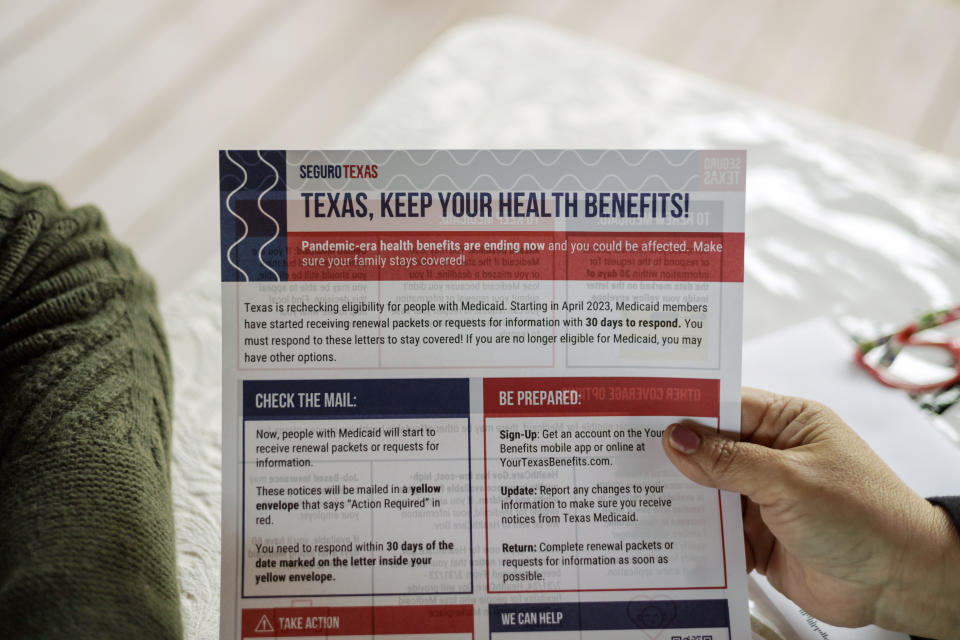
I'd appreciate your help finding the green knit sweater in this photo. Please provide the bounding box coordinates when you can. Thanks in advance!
[0,171,182,638]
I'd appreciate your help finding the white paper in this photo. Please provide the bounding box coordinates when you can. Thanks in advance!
[743,317,960,640]
[218,150,749,639]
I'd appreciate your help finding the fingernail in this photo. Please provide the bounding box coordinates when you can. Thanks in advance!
[668,424,701,454]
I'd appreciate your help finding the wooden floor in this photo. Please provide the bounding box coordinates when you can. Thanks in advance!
[2,0,959,296]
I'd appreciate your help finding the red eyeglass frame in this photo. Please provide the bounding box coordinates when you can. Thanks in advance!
[854,306,960,394]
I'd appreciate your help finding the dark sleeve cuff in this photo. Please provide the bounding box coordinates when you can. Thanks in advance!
[909,496,960,640]
[928,496,960,534]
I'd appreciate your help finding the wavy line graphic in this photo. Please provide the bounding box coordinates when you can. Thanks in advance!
[286,150,312,166]
[372,172,699,192]
[224,151,250,282]
[256,151,281,282]
[289,149,697,170]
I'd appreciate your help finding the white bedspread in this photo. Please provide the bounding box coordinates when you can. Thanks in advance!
[163,19,960,639]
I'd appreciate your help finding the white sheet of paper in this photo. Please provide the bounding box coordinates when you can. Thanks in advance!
[742,316,960,640]
[218,150,751,639]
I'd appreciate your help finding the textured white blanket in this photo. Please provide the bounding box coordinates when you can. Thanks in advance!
[164,19,960,639]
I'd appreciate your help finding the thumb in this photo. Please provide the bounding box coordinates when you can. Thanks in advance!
[662,422,785,500]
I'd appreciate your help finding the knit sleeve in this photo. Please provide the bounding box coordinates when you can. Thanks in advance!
[0,171,182,638]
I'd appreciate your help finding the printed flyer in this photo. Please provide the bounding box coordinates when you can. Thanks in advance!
[219,149,748,639]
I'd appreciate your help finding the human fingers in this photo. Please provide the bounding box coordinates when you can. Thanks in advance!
[743,496,775,574]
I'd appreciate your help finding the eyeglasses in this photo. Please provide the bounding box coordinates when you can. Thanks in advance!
[855,306,960,393]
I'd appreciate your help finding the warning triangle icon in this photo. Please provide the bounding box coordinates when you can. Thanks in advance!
[255,614,274,633]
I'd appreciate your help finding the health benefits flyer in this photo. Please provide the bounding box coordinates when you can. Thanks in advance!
[219,150,748,640]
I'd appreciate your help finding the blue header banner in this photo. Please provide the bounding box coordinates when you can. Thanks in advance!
[488,599,729,633]
[242,378,469,419]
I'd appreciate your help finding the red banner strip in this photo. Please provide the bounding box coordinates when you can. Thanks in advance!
[483,377,720,418]
[286,231,743,282]
[242,604,473,637]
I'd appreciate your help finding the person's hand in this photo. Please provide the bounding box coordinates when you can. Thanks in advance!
[661,388,960,639]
